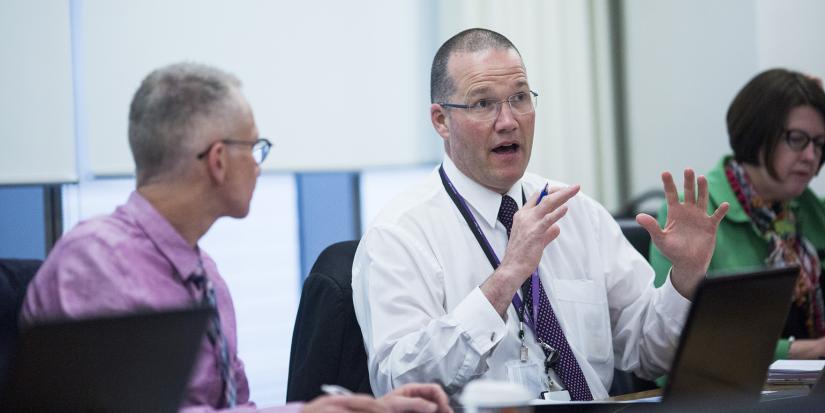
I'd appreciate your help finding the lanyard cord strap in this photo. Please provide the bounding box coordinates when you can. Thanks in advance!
[439,165,501,269]
[438,165,536,328]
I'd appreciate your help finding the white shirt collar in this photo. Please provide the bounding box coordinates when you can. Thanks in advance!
[442,156,524,229]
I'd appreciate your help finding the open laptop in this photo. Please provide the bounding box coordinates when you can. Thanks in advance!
[533,266,799,412]
[0,306,211,413]
[661,266,799,408]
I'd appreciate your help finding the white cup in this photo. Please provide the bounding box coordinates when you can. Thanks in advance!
[460,380,534,413]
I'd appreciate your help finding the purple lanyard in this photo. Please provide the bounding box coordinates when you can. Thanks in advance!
[438,165,541,331]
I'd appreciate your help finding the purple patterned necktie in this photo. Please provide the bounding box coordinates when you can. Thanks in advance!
[189,262,237,408]
[498,195,594,401]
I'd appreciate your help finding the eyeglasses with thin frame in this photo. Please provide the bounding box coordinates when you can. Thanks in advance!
[784,129,825,153]
[439,90,538,121]
[196,138,273,165]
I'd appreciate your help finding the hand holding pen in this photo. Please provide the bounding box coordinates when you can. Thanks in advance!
[503,184,577,270]
[537,183,549,205]
[481,181,580,317]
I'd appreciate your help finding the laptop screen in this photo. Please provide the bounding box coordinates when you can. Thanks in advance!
[663,266,799,407]
[1,306,211,413]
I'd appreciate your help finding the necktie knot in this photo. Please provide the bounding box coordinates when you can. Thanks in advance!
[189,273,207,290]
[498,195,519,237]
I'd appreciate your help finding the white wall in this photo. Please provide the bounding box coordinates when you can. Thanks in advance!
[623,0,825,199]
[79,0,436,176]
[756,0,825,75]
[0,0,76,184]
[6,0,825,198]
[622,0,758,198]
[755,0,825,195]
[1,0,440,183]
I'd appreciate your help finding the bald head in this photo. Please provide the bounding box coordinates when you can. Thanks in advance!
[128,62,245,186]
[430,28,522,103]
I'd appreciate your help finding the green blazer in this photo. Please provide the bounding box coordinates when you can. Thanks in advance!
[649,155,825,359]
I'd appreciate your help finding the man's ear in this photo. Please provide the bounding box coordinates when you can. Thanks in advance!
[205,143,228,185]
[430,103,451,142]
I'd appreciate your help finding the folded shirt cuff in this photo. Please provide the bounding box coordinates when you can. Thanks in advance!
[451,286,508,354]
[659,268,692,323]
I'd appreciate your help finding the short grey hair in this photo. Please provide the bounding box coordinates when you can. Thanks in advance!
[128,62,243,185]
[430,28,521,103]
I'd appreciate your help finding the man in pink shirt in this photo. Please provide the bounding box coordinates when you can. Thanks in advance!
[21,63,450,413]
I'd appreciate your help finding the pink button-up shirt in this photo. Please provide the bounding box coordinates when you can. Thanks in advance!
[20,191,277,412]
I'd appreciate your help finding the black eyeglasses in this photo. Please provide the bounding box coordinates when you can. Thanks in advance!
[439,90,538,121]
[196,138,273,165]
[784,129,825,153]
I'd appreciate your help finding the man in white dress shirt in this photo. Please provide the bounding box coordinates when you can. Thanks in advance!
[352,28,728,400]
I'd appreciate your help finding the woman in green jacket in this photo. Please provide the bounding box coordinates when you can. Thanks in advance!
[650,68,825,360]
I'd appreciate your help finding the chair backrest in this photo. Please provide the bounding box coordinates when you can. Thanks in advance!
[286,240,371,401]
[613,189,665,220]
[616,218,652,260]
[0,259,42,390]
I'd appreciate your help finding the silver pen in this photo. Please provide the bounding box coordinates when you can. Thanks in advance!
[321,384,354,396]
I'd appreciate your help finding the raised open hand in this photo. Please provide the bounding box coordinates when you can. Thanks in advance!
[636,169,728,299]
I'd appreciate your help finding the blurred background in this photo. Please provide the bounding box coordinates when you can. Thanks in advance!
[2,0,824,405]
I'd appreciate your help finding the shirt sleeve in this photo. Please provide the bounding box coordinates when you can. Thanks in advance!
[20,234,138,325]
[233,355,252,407]
[352,224,507,397]
[594,202,690,380]
[774,338,791,360]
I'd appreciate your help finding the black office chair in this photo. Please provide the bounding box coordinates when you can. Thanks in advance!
[616,218,652,260]
[613,189,665,221]
[287,240,372,402]
[613,188,665,261]
[0,259,42,390]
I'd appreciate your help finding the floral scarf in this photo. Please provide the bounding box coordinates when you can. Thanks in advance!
[726,159,825,338]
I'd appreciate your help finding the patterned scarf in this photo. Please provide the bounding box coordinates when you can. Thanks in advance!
[725,159,825,338]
